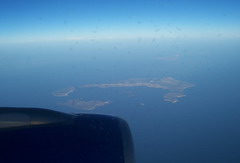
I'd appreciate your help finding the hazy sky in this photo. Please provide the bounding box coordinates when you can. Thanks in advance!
[0,0,240,43]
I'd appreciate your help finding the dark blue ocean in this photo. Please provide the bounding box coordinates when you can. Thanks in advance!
[0,39,240,162]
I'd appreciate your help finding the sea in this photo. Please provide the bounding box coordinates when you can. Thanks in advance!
[0,38,240,162]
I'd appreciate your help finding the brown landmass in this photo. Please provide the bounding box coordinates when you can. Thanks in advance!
[80,77,194,103]
[59,99,110,110]
[52,87,76,97]
[163,93,186,103]
[81,77,193,91]
[53,77,194,108]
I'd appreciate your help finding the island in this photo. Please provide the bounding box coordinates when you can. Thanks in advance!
[80,77,194,103]
[53,77,194,108]
[52,87,76,97]
[81,77,194,92]
[59,99,110,110]
[163,93,186,103]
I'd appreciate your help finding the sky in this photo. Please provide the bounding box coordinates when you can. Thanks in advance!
[0,0,240,43]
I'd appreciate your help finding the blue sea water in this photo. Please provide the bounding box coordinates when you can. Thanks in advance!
[0,39,240,162]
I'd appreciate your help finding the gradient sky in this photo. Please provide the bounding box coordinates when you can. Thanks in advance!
[0,0,240,43]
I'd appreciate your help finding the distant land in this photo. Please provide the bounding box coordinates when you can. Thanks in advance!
[52,87,76,97]
[164,93,186,103]
[81,77,193,92]
[155,54,180,61]
[53,77,194,110]
[81,77,194,103]
[59,99,110,110]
